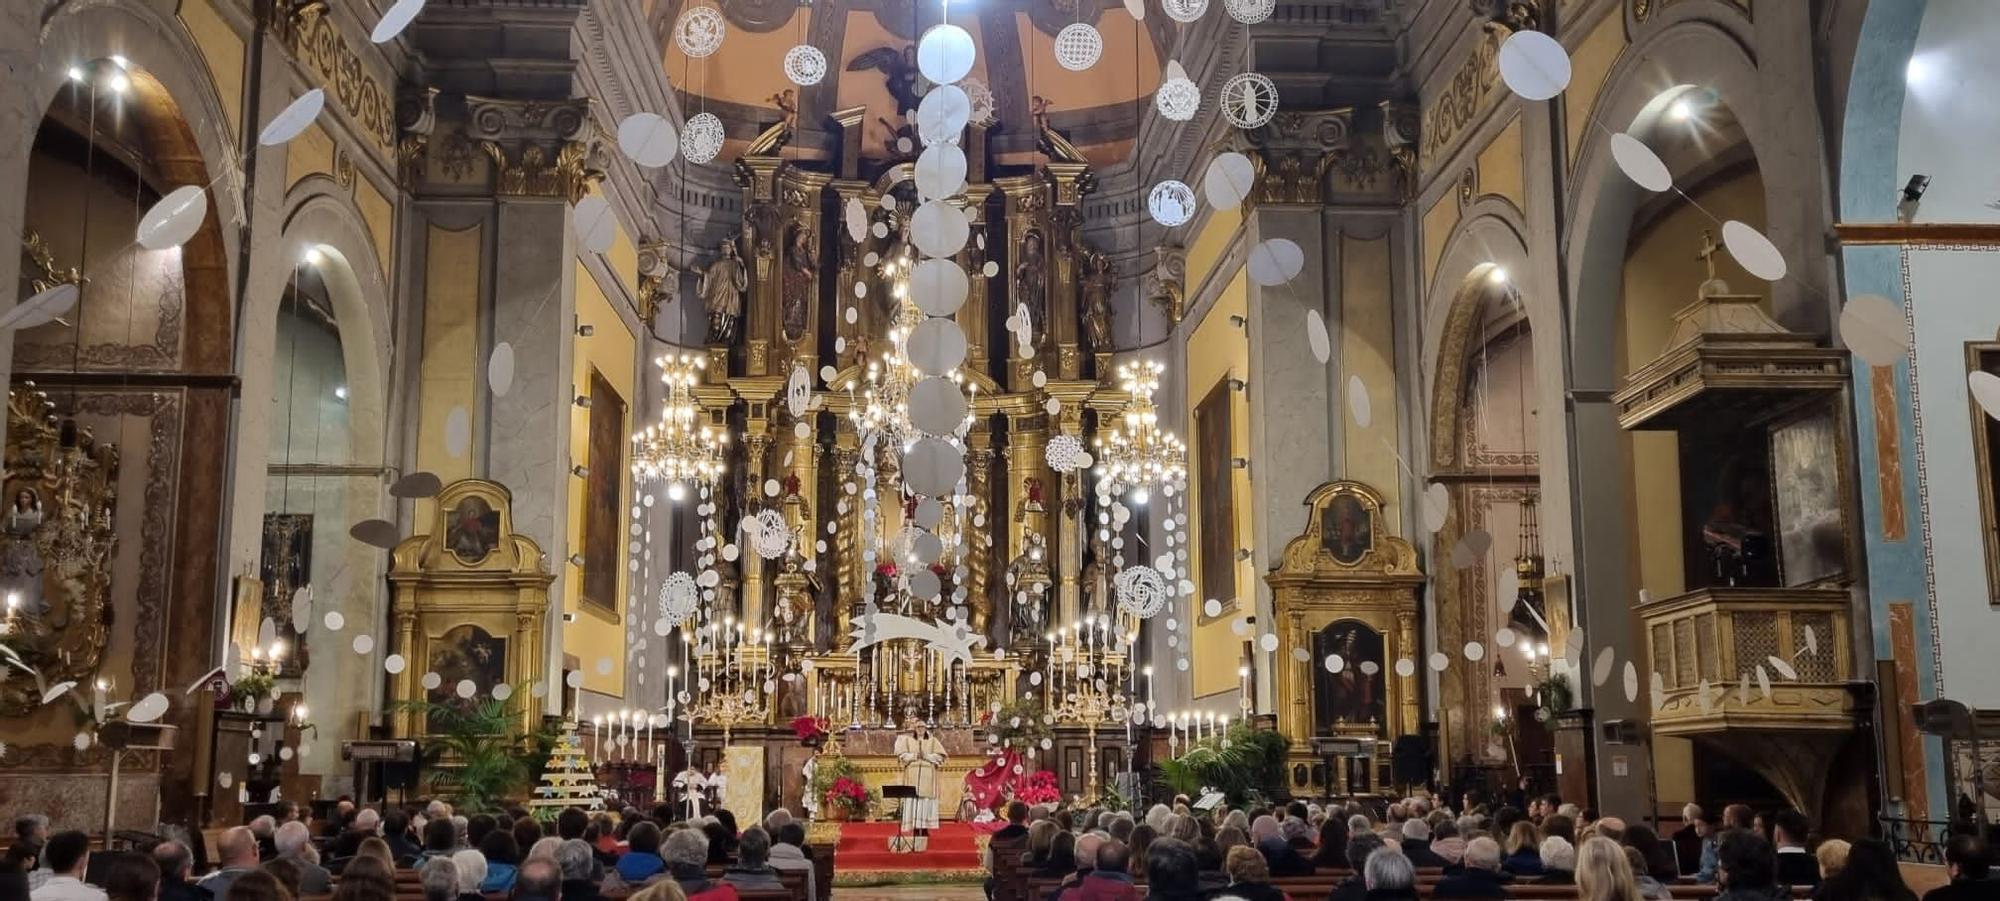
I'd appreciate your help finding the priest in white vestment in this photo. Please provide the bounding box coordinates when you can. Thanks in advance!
[893,719,946,851]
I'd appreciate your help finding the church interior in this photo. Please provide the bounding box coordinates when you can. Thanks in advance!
[3,0,2000,898]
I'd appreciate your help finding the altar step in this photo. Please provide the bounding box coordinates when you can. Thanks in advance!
[832,821,987,873]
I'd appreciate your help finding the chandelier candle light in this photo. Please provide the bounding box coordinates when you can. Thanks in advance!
[631,353,728,495]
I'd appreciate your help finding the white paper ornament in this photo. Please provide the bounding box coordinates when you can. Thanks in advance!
[1465,642,1486,662]
[1767,655,1799,681]
[962,77,997,127]
[1163,0,1207,23]
[385,654,407,674]
[1115,566,1169,618]
[1394,658,1416,678]
[917,85,971,145]
[1219,72,1278,129]
[574,195,617,254]
[1224,0,1274,24]
[138,185,209,251]
[1592,646,1616,687]
[1055,23,1104,71]
[1722,220,1786,281]
[917,24,976,84]
[456,679,477,699]
[916,143,968,200]
[1125,0,1145,19]
[1495,627,1516,648]
[1156,77,1200,121]
[681,113,724,164]
[1246,238,1305,286]
[1259,633,1280,653]
[1972,372,2000,421]
[1148,180,1197,227]
[1839,294,1910,368]
[1429,652,1451,671]
[1347,375,1372,428]
[349,519,400,550]
[908,317,970,376]
[784,44,828,86]
[1496,30,1571,101]
[1421,482,1450,533]
[1609,133,1672,192]
[903,438,966,496]
[844,198,869,243]
[488,342,515,396]
[351,634,375,655]
[492,683,514,701]
[1203,152,1256,210]
[127,692,170,723]
[909,376,969,435]
[618,113,679,167]
[674,6,726,58]
[390,471,444,499]
[0,283,79,332]
[911,259,970,316]
[259,89,326,146]
[372,0,425,42]
[1306,309,1331,364]
[911,200,971,257]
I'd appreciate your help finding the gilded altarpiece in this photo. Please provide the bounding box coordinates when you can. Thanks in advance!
[387,480,553,736]
[1266,482,1424,782]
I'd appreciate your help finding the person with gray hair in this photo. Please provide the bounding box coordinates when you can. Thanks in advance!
[247,815,278,861]
[197,826,260,899]
[427,800,454,823]
[1331,833,1388,901]
[1108,814,1135,843]
[1433,837,1511,898]
[420,856,460,901]
[1538,836,1577,885]
[274,821,331,893]
[150,841,202,901]
[451,849,488,901]
[1399,819,1447,868]
[555,839,604,901]
[763,809,794,833]
[1347,814,1371,836]
[1145,804,1174,833]
[723,827,785,892]
[330,808,381,860]
[1363,848,1418,901]
[663,828,731,901]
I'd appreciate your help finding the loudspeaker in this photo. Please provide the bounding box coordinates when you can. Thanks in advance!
[1391,734,1432,786]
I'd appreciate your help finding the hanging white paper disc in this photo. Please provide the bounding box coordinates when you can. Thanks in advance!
[1422,482,1450,533]
[1306,309,1331,363]
[917,24,977,84]
[917,85,972,146]
[909,376,969,435]
[914,497,945,528]
[1722,220,1786,281]
[137,185,209,251]
[384,654,407,674]
[127,692,170,723]
[390,471,444,499]
[910,259,970,316]
[488,342,515,396]
[844,198,869,243]
[445,406,471,458]
[259,89,326,147]
[617,113,680,168]
[1346,375,1371,428]
[1623,661,1640,703]
[910,568,942,600]
[1428,652,1451,672]
[1609,133,1672,192]
[783,44,828,86]
[908,317,969,375]
[1496,30,1571,101]
[1838,294,1910,368]
[1219,72,1278,129]
[372,0,425,42]
[1324,654,1344,674]
[0,283,80,332]
[574,195,617,254]
[916,143,968,201]
[1592,645,1616,687]
[349,519,400,549]
[1163,0,1207,23]
[1246,237,1304,285]
[456,679,477,699]
[1148,180,1197,227]
[1224,0,1274,24]
[1394,658,1416,678]
[1464,641,1486,662]
[1054,23,1103,72]
[681,113,725,165]
[352,634,375,655]
[1203,152,1256,210]
[902,437,966,497]
[1973,371,2000,421]
[1155,77,1200,121]
[910,200,971,258]
[1495,627,1516,648]
[324,611,346,631]
[674,6,726,58]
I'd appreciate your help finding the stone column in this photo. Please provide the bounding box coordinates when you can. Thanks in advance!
[736,158,783,377]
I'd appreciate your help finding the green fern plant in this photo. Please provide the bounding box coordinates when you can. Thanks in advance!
[1154,724,1289,805]
[390,685,554,813]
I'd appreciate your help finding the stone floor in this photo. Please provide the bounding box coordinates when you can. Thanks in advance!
[831,885,985,901]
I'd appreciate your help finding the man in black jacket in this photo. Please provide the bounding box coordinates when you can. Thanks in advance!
[1398,821,1448,869]
[1328,833,1385,901]
[150,842,211,901]
[1431,838,1510,900]
[1922,835,1996,901]
[1769,810,1819,888]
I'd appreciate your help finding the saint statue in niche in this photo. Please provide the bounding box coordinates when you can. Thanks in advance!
[1313,621,1384,732]
[1080,249,1117,351]
[446,496,500,564]
[1014,231,1048,339]
[781,224,815,344]
[1,487,46,617]
[1320,494,1372,565]
[698,238,748,346]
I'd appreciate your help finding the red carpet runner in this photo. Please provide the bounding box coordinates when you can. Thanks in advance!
[832,821,987,872]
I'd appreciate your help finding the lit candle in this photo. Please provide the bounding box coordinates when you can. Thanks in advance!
[591,715,602,764]
[1220,714,1231,747]
[1238,665,1251,713]
[1143,665,1154,710]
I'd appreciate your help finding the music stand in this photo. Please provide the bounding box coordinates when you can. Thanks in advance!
[882,784,918,851]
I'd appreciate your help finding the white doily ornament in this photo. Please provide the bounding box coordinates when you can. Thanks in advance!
[1224,0,1274,24]
[659,571,700,625]
[751,509,792,559]
[1115,566,1169,619]
[674,6,726,58]
[1163,0,1208,23]
[1045,434,1087,474]
[682,113,725,164]
[961,78,998,127]
[784,45,827,86]
[1054,23,1103,72]
[1156,78,1200,122]
[1220,72,1278,129]
[1148,180,1197,227]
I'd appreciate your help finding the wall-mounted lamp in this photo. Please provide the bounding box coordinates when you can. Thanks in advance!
[1226,378,1247,392]
[574,394,592,408]
[571,464,589,479]
[567,553,586,567]
[1229,315,1247,329]
[1230,457,1249,470]
[576,323,595,337]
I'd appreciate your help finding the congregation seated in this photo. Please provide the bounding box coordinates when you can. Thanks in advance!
[1919,835,1993,901]
[1502,824,1544,877]
[450,849,487,901]
[1037,833,1080,879]
[718,829,782,893]
[1399,823,1448,871]
[614,823,667,885]
[477,832,520,893]
[1432,838,1511,899]
[1217,845,1289,901]
[152,840,211,901]
[274,823,331,895]
[557,840,605,901]
[1713,831,1789,901]
[331,853,395,901]
[197,827,262,901]
[1061,839,1138,901]
[1142,837,1202,901]
[31,831,102,901]
[1535,838,1576,886]
[1050,833,1104,901]
[1362,849,1418,901]
[1310,820,1350,872]
[1331,833,1389,901]
[662,827,736,901]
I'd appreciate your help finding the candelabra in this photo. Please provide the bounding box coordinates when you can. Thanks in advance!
[631,352,728,496]
[1043,615,1132,799]
[1092,360,1187,496]
[684,619,773,744]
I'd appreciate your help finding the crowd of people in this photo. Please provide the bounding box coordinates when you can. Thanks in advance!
[0,799,821,901]
[987,794,1996,901]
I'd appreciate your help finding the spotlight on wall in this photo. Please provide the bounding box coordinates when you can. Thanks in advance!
[573,394,592,408]
[1228,314,1247,329]
[1226,378,1247,392]
[1487,266,1509,285]
[1235,548,1253,561]
[1230,457,1249,470]
[562,612,578,623]
[571,464,590,479]
[576,324,595,337]
[567,553,586,567]
[67,66,85,83]
[1898,174,1931,223]
[303,247,324,267]
[333,385,348,401]
[108,73,129,94]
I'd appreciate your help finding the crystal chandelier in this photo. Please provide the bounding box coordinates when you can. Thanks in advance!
[1093,360,1187,495]
[843,249,976,447]
[631,352,728,493]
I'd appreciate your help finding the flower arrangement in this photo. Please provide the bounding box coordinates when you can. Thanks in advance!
[790,715,830,747]
[1017,770,1061,805]
[986,697,1052,753]
[826,776,872,817]
[231,670,276,713]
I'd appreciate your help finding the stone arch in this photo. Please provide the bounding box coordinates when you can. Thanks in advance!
[1421,202,1538,473]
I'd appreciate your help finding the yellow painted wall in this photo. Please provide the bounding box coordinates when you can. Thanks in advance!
[564,260,637,697]
[1564,11,1630,165]
[1615,167,1767,809]
[416,223,482,491]
[1340,233,1401,535]
[1186,266,1253,701]
[177,0,244,138]
[286,123,336,190]
[355,176,395,279]
[1476,117,1525,212]
[1421,192,1461,294]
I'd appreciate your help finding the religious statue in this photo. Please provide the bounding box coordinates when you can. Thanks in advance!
[698,238,748,346]
[781,224,815,344]
[1014,231,1048,338]
[847,46,922,115]
[1080,249,1118,351]
[892,718,947,851]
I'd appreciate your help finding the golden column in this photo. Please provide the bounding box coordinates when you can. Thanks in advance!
[1045,163,1090,381]
[959,183,996,374]
[1047,381,1095,627]
[995,176,1048,394]
[965,426,997,638]
[735,156,784,377]
[829,179,869,369]
[777,167,832,373]
[738,404,775,626]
